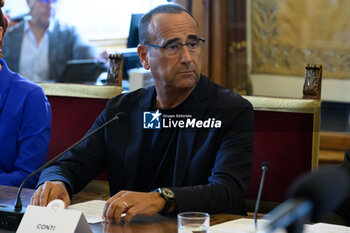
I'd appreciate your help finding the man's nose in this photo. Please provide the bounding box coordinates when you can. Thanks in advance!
[180,45,192,63]
[42,2,52,9]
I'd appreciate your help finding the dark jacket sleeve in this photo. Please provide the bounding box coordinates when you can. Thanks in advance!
[172,101,254,215]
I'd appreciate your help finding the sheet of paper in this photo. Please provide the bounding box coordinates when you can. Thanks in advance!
[210,218,350,233]
[210,218,281,233]
[68,200,106,224]
[306,222,350,233]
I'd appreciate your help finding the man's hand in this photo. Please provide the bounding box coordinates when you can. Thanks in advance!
[4,14,19,29]
[30,181,70,208]
[102,190,166,224]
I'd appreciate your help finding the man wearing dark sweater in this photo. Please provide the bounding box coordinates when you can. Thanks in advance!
[30,3,254,224]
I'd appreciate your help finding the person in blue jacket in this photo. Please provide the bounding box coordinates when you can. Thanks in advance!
[0,0,52,188]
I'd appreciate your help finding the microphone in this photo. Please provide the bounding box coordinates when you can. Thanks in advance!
[254,162,270,230]
[259,168,350,233]
[0,112,126,230]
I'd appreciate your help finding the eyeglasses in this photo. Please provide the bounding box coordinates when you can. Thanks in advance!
[40,0,57,4]
[145,37,205,57]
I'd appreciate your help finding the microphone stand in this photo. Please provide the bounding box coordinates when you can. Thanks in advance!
[254,162,270,230]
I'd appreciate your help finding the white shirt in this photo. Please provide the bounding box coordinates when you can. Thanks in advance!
[19,20,54,82]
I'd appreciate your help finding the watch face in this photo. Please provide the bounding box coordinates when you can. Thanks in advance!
[162,188,175,199]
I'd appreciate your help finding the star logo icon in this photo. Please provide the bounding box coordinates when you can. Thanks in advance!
[150,109,162,122]
[143,110,162,129]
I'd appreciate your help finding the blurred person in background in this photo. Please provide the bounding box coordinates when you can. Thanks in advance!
[3,0,103,82]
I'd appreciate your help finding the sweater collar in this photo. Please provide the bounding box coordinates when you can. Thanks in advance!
[139,74,209,108]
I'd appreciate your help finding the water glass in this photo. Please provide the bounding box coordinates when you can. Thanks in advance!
[178,212,210,233]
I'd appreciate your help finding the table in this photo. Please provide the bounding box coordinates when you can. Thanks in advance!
[319,132,350,166]
[0,183,243,233]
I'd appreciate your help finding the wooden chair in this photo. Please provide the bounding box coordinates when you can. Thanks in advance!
[244,64,322,212]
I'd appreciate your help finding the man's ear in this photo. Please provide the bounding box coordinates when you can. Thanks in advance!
[137,44,150,70]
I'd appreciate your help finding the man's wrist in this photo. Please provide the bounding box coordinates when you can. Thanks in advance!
[155,187,176,214]
[53,180,66,188]
[152,191,166,212]
[52,180,72,198]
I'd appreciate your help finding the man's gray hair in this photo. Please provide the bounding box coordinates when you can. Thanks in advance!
[138,3,197,44]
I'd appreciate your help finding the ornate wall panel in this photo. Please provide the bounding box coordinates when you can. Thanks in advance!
[252,0,350,79]
[226,0,251,94]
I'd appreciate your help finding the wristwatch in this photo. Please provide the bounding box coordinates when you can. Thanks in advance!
[156,187,175,214]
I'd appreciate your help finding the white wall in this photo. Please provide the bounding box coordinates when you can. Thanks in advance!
[3,0,167,40]
[251,74,350,103]
[2,0,28,16]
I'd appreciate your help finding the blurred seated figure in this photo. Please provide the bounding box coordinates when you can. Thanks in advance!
[0,0,52,188]
[323,148,350,226]
[3,0,102,82]
[334,148,350,225]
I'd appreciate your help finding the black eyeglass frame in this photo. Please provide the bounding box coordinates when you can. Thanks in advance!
[144,37,206,56]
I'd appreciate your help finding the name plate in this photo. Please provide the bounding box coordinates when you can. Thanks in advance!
[17,200,92,233]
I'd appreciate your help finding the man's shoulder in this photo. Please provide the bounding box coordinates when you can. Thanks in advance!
[202,75,252,109]
[107,87,153,110]
[50,20,77,35]
[4,20,24,38]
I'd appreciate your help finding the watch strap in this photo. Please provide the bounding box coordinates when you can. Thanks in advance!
[156,188,175,214]
[159,198,174,214]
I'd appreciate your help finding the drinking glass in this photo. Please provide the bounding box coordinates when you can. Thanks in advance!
[178,212,210,233]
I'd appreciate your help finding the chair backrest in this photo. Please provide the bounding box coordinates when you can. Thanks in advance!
[244,64,322,212]
[39,83,123,163]
[244,96,321,212]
